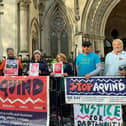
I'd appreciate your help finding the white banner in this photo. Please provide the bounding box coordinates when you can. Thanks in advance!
[74,104,122,126]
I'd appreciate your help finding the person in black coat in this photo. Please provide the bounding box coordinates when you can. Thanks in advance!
[50,53,73,118]
[50,53,73,76]
[26,50,49,76]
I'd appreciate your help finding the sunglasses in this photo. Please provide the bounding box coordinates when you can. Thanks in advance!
[119,66,126,71]
[83,45,90,48]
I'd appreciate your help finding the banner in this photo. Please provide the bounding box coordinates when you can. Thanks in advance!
[65,76,126,104]
[74,104,122,126]
[0,76,49,126]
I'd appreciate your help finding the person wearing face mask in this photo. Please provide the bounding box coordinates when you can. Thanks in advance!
[104,39,126,76]
[0,48,22,76]
[26,50,49,76]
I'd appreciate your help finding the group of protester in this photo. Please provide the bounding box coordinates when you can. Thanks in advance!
[0,38,126,77]
[76,38,126,77]
[0,38,126,123]
[0,48,74,77]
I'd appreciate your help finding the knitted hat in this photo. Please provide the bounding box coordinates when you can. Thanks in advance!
[33,50,41,55]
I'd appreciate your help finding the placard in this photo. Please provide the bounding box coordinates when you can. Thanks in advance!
[29,63,39,76]
[53,63,63,77]
[5,59,18,76]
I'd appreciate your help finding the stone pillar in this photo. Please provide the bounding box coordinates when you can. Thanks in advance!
[74,0,80,21]
[74,34,82,55]
[57,33,61,53]
[94,35,105,58]
[19,0,30,56]
[0,1,4,59]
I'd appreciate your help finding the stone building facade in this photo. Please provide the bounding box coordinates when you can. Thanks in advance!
[0,0,126,59]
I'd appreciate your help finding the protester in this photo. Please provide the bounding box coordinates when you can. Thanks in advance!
[50,53,73,119]
[50,53,73,76]
[76,41,102,79]
[104,39,126,76]
[104,39,126,124]
[74,41,102,125]
[0,48,22,76]
[26,50,49,76]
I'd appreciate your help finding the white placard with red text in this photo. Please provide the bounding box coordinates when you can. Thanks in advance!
[29,63,39,76]
[53,63,63,77]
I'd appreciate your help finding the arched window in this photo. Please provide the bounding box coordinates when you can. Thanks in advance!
[50,31,58,57]
[50,16,69,57]
[61,31,68,55]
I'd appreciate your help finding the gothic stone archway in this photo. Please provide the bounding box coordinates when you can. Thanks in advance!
[81,0,120,57]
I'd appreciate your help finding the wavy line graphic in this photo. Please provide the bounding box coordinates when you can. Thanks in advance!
[71,79,94,83]
[70,78,123,83]
[97,92,126,95]
[0,97,44,104]
[105,116,121,121]
[96,79,122,83]
[75,115,90,120]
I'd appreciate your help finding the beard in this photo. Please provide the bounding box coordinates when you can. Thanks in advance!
[114,48,123,53]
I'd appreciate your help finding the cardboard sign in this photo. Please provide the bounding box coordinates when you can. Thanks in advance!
[74,104,122,126]
[5,59,18,76]
[53,63,63,77]
[29,63,39,76]
[0,76,49,126]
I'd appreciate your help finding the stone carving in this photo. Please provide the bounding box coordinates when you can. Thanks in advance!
[33,0,37,9]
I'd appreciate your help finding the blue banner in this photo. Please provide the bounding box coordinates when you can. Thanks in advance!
[65,76,126,104]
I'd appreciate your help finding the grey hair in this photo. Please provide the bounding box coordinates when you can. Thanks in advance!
[6,48,14,52]
[112,39,123,46]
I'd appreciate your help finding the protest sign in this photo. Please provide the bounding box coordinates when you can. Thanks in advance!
[65,76,126,104]
[5,59,18,76]
[53,63,63,77]
[74,104,122,126]
[0,76,49,126]
[29,63,39,76]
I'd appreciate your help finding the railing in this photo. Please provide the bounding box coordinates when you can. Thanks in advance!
[49,77,73,126]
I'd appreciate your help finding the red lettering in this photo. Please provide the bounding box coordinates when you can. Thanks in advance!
[70,82,77,91]
[87,83,93,91]
[82,83,87,91]
[76,83,82,91]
